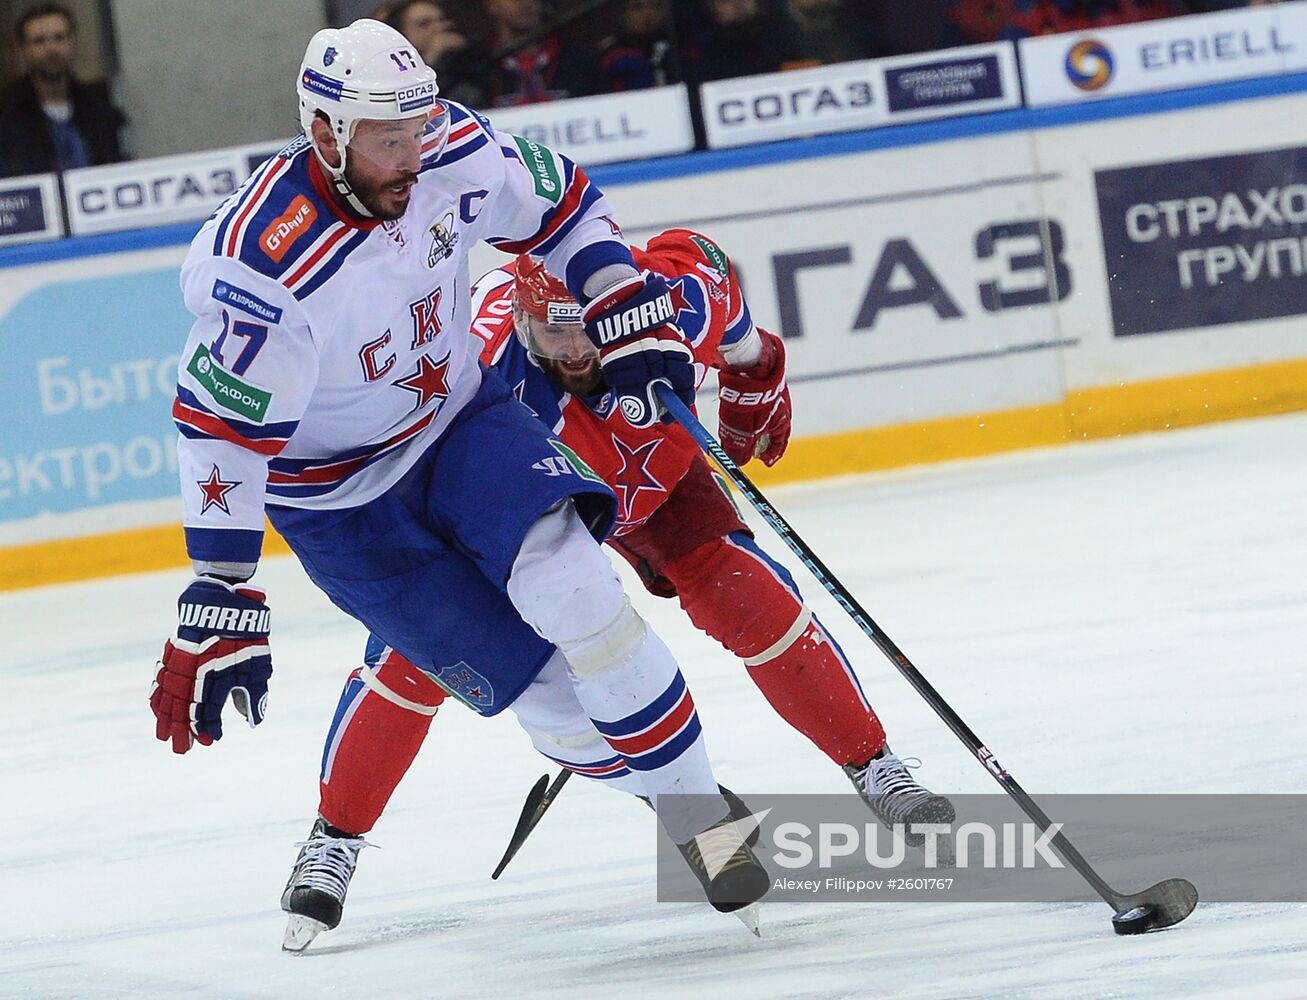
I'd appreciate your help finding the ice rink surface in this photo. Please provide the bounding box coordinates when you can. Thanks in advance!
[5,412,1307,1000]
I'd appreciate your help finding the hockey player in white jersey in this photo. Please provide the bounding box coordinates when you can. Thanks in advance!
[148,18,767,946]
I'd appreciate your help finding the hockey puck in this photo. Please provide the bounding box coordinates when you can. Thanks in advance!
[1111,905,1156,935]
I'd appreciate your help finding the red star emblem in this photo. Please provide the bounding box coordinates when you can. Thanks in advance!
[611,436,665,521]
[393,352,451,410]
[197,465,240,515]
[668,278,698,323]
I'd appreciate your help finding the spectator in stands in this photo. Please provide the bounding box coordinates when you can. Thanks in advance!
[0,2,127,179]
[785,0,887,66]
[949,0,1189,43]
[444,0,591,108]
[592,0,687,92]
[686,0,803,83]
[386,0,486,105]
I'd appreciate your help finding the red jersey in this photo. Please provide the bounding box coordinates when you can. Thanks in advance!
[470,229,754,535]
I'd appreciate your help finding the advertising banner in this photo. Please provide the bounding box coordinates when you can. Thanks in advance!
[701,59,884,148]
[64,140,288,237]
[1095,144,1307,336]
[702,44,1022,149]
[1020,5,1307,107]
[880,43,1023,124]
[592,129,1071,435]
[486,85,695,166]
[0,174,61,247]
[0,251,191,524]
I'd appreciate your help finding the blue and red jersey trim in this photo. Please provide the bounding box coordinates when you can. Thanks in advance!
[264,408,439,500]
[210,142,373,301]
[173,386,297,456]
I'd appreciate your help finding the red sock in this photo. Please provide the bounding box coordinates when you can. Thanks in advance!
[318,649,446,835]
[663,535,886,767]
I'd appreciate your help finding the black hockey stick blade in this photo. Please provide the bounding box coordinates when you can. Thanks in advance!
[492,770,572,880]
[1111,877,1199,934]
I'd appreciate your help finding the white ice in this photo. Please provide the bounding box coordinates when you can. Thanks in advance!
[4,412,1307,1000]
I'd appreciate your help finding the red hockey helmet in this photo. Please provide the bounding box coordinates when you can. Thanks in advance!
[512,255,598,363]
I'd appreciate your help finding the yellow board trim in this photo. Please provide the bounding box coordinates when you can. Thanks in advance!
[5,357,1307,591]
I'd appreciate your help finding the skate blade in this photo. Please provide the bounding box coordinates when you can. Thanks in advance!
[733,903,761,937]
[282,913,329,953]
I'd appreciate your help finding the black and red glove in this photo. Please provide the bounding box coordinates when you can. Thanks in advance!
[150,577,272,754]
[717,329,792,468]
[583,272,694,429]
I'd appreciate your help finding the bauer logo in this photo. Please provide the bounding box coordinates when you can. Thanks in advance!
[1095,145,1307,335]
[885,54,1004,112]
[397,81,436,113]
[1065,39,1115,91]
[211,280,283,324]
[260,195,317,264]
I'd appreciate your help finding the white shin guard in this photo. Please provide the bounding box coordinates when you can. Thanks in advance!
[507,503,727,842]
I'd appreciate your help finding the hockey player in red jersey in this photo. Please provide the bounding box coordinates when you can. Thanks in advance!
[298,230,955,940]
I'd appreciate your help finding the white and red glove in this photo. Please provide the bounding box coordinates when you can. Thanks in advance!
[718,329,792,467]
[583,272,694,429]
[150,577,272,754]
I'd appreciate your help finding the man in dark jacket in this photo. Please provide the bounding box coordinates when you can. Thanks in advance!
[0,2,127,178]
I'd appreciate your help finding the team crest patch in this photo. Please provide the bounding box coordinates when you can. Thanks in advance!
[428,210,459,266]
[323,46,338,66]
[434,661,495,712]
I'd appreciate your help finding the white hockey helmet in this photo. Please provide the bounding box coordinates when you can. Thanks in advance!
[296,19,449,209]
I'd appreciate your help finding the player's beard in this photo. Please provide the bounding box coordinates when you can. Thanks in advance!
[346,165,419,222]
[538,356,605,396]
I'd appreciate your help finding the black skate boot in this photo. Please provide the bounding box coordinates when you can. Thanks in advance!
[677,813,770,934]
[643,785,761,847]
[280,817,373,952]
[845,748,955,848]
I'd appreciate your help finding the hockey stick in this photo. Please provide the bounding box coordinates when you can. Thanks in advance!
[655,384,1198,935]
[492,769,572,879]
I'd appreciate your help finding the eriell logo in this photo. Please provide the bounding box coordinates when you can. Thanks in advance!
[260,195,318,263]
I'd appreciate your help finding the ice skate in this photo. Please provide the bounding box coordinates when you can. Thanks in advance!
[280,817,373,953]
[677,813,770,933]
[845,748,955,848]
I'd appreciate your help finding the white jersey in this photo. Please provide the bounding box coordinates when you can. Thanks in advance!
[174,102,631,566]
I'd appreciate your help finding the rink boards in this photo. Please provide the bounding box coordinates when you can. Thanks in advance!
[4,76,1307,589]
